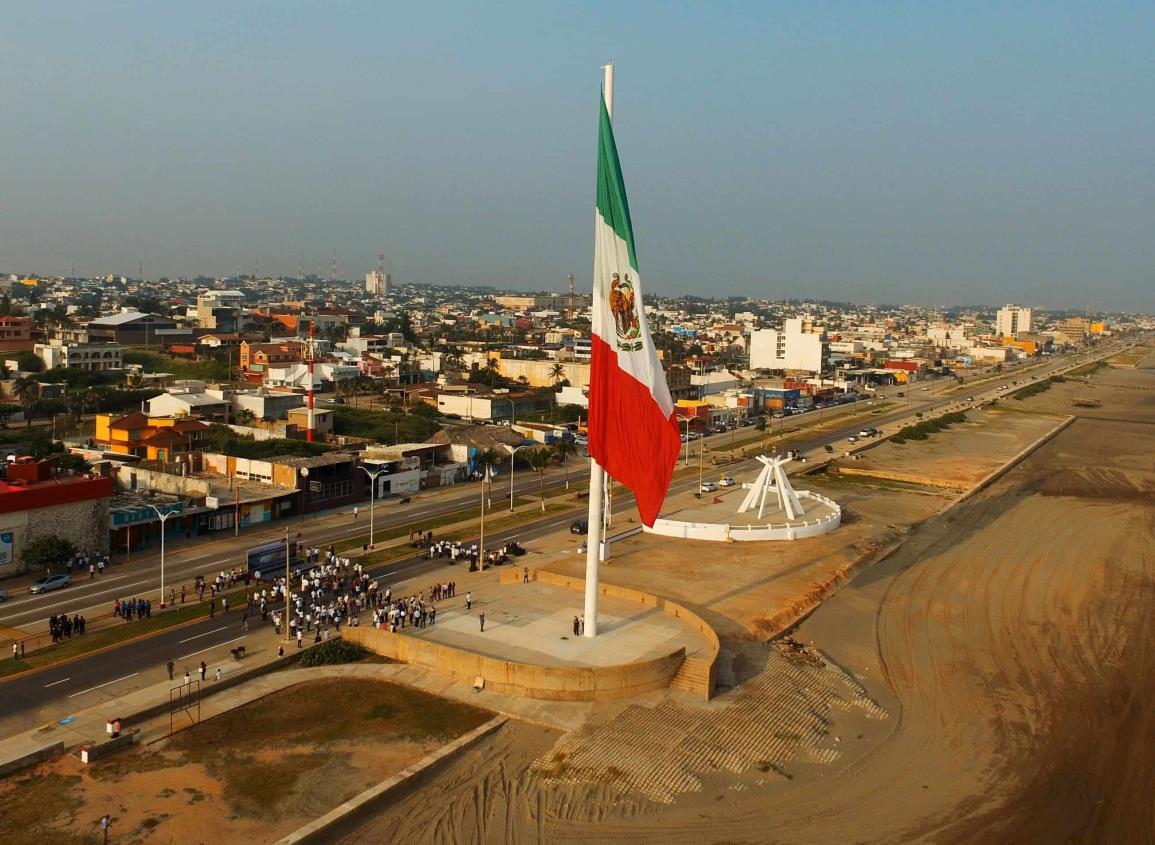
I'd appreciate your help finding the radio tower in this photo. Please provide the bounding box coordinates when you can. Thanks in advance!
[297,252,304,284]
[567,272,576,322]
[330,248,337,283]
[377,253,385,276]
[306,318,317,443]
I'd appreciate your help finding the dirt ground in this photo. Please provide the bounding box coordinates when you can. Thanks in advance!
[335,351,1155,843]
[0,678,491,845]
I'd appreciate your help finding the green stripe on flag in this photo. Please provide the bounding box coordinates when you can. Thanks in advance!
[596,94,638,270]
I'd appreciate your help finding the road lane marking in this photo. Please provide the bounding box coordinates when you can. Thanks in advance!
[178,625,227,644]
[68,672,139,698]
[43,677,71,688]
[178,635,246,661]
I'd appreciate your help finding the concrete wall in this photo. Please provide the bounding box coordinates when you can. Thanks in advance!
[645,492,842,543]
[502,569,722,701]
[0,496,110,577]
[343,626,684,702]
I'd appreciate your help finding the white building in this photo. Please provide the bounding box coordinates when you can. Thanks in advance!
[996,305,1032,338]
[35,340,123,372]
[748,317,828,374]
[365,270,391,297]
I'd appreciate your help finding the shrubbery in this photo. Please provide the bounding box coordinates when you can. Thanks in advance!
[298,639,368,667]
[1011,378,1060,401]
[890,411,968,444]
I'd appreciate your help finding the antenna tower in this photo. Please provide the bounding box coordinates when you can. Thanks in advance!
[568,272,575,322]
[330,248,337,283]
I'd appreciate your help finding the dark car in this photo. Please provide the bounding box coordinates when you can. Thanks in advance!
[570,520,588,535]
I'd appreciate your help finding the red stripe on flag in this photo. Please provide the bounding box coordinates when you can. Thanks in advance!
[587,334,682,526]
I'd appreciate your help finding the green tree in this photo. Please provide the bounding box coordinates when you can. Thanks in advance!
[475,448,503,509]
[552,438,578,490]
[548,362,567,386]
[20,535,77,574]
[14,351,43,373]
[527,447,552,511]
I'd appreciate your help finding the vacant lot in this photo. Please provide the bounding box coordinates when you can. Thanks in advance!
[0,678,491,845]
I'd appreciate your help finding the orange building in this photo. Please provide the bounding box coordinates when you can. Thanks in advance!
[94,413,210,461]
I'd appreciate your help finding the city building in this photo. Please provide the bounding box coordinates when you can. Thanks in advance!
[34,340,124,372]
[0,458,113,577]
[195,289,244,332]
[86,311,178,346]
[748,317,830,374]
[0,316,37,353]
[94,412,210,461]
[434,389,553,422]
[996,305,1033,338]
[365,270,391,297]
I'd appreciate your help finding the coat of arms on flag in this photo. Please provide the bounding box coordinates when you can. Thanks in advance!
[608,272,642,351]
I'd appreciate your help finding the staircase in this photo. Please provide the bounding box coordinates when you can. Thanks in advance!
[669,656,714,700]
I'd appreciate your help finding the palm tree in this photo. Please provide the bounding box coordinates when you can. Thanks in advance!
[553,438,577,490]
[475,448,502,509]
[13,377,38,427]
[527,447,552,512]
[548,362,567,386]
[474,447,503,567]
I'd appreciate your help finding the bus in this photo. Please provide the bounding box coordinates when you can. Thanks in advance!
[246,539,302,580]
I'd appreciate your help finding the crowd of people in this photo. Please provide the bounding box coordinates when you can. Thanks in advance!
[425,538,527,571]
[112,597,153,621]
[48,613,86,642]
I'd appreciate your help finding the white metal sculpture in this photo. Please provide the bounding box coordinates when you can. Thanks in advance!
[738,455,807,520]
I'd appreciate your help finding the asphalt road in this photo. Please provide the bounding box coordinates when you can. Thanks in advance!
[0,343,1122,731]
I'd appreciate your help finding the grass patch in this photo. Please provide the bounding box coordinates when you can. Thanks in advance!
[889,411,968,445]
[1011,378,1060,401]
[168,677,491,752]
[0,772,94,845]
[1067,361,1106,378]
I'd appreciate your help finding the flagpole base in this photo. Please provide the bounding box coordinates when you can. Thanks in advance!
[583,461,605,637]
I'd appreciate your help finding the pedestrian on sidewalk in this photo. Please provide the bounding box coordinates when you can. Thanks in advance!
[353,506,359,520]
[183,670,191,686]
[180,585,186,604]
[479,612,485,632]
[580,614,585,635]
[297,629,303,648]
[100,814,111,844]
[12,643,17,661]
[222,596,229,614]
[215,667,222,682]
[89,563,95,579]
[198,661,207,681]
[166,659,174,681]
[573,616,579,636]
[466,591,472,610]
[209,599,215,618]
[523,566,529,584]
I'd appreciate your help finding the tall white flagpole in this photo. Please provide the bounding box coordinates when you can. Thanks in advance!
[583,62,614,639]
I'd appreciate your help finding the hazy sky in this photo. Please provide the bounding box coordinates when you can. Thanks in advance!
[1,1,1152,310]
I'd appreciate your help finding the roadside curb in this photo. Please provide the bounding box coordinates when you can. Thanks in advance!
[275,714,509,845]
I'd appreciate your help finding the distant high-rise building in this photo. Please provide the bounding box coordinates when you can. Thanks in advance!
[996,305,1032,338]
[365,270,391,297]
[748,317,829,374]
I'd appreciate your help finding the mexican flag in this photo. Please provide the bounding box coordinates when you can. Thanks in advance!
[586,94,682,527]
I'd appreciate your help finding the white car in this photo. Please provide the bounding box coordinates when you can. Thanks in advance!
[718,476,736,487]
[700,481,718,493]
[847,435,859,443]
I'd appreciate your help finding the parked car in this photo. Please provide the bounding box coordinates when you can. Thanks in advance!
[718,476,736,487]
[570,520,588,535]
[29,574,71,595]
[700,481,718,493]
[0,586,7,602]
[847,435,859,443]
[859,428,879,437]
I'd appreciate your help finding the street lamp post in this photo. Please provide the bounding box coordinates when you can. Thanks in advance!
[504,443,533,511]
[357,466,388,548]
[678,415,692,466]
[147,504,181,608]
